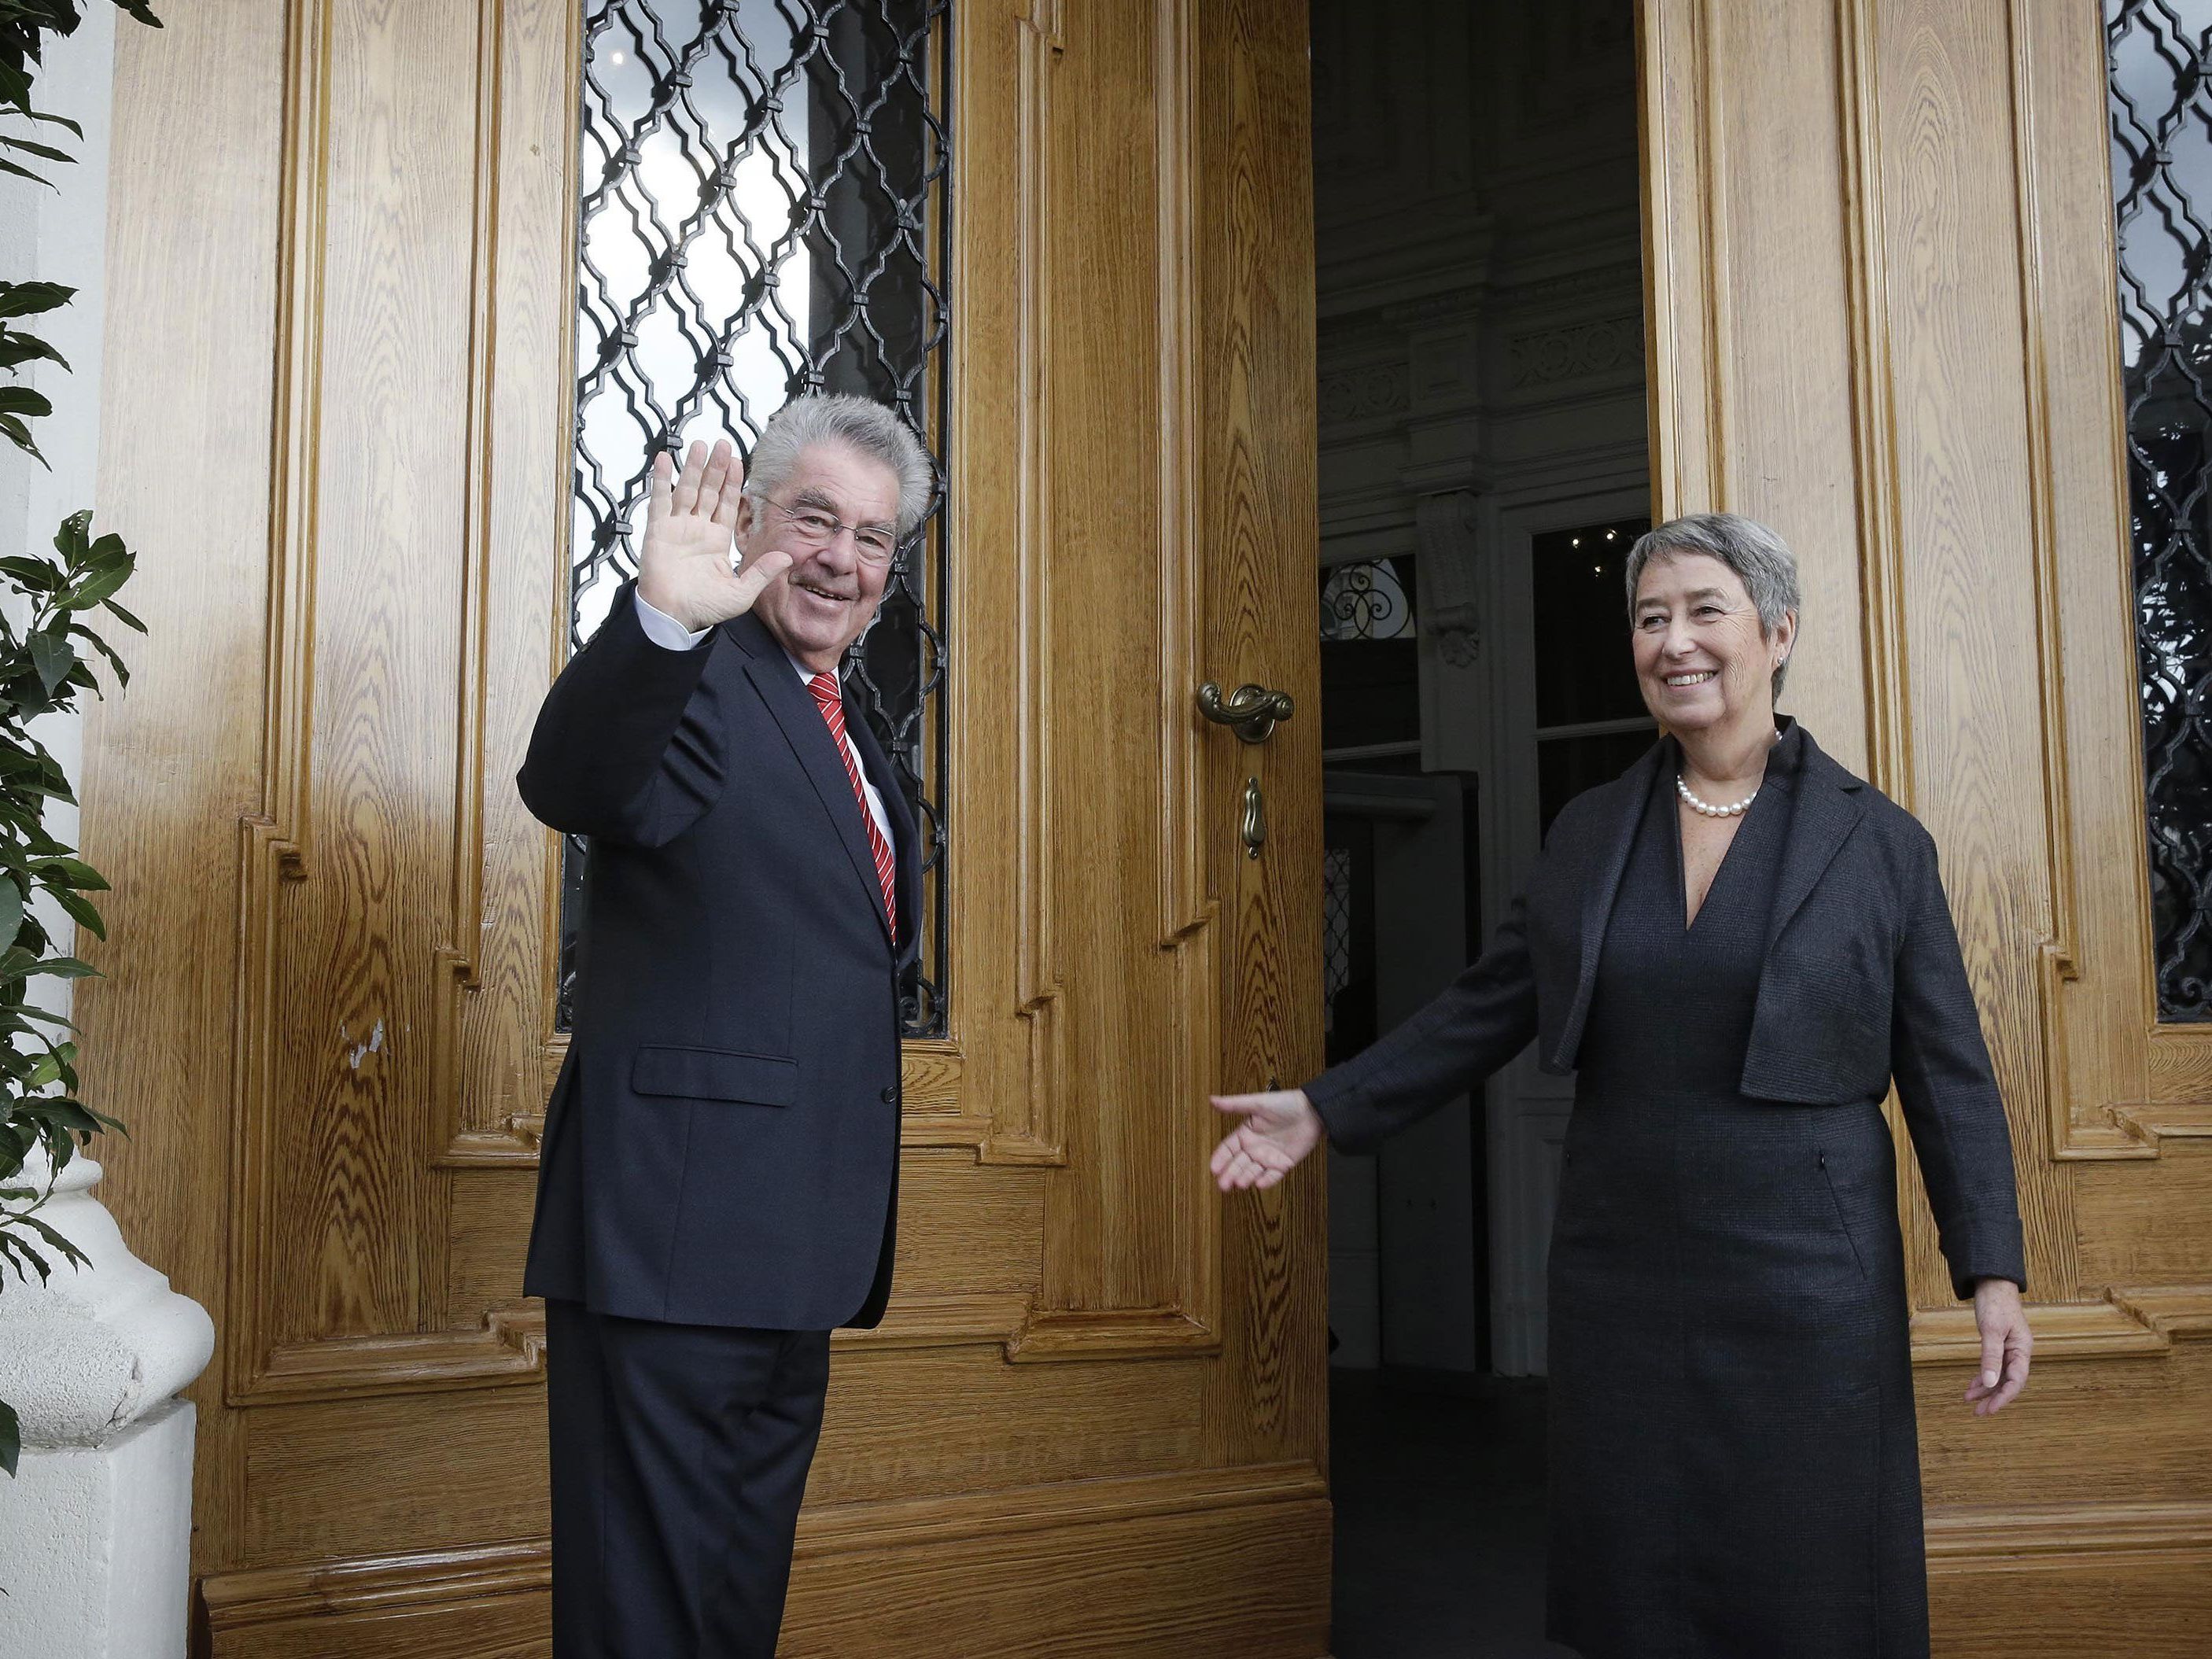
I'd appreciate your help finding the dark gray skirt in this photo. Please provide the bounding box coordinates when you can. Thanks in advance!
[1545,1088,1927,1659]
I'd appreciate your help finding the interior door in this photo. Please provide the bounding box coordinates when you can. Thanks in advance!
[85,0,1327,1654]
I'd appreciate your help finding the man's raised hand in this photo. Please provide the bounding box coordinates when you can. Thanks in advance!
[636,439,793,634]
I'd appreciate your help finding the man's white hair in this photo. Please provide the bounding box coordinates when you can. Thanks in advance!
[744,393,933,536]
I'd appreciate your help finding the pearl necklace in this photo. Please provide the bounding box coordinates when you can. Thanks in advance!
[1676,773,1758,818]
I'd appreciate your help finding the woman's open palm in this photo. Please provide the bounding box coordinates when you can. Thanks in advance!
[636,438,791,632]
[1209,1087,1323,1192]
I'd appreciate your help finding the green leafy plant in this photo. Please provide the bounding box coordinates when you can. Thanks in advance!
[0,0,160,1478]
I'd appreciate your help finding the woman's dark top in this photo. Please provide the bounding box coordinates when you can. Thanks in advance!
[1559,722,1925,1657]
[1306,721,2015,1659]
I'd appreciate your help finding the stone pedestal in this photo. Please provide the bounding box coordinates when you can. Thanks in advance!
[0,1152,214,1659]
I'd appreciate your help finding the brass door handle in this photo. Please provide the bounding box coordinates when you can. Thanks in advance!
[1196,681,1295,744]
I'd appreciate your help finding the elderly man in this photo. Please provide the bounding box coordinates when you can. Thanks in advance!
[518,393,928,1657]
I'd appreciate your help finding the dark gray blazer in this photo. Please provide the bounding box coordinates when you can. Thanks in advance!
[1307,722,2026,1298]
[517,587,917,1330]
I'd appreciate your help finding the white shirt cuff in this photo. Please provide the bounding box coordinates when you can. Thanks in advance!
[634,591,711,651]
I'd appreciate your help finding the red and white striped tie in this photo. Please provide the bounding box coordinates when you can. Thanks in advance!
[807,672,898,940]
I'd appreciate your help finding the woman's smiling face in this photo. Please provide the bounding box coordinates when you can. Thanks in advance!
[1630,550,1790,734]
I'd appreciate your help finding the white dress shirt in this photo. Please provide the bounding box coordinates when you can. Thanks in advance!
[633,592,894,849]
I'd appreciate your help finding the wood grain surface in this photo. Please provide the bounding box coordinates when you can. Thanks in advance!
[82,0,2205,1650]
[1643,0,2212,1649]
[85,0,1328,1652]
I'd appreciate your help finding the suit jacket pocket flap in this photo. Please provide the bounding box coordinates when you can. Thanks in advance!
[631,1044,798,1106]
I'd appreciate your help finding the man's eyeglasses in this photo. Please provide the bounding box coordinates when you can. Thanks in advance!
[754,496,899,566]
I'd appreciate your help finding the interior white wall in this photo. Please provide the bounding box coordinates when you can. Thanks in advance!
[1314,0,1649,1377]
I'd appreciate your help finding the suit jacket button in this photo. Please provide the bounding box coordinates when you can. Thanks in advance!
[880,1086,898,1104]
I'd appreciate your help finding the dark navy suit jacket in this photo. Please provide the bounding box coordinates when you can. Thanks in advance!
[1307,720,2027,1300]
[517,587,916,1330]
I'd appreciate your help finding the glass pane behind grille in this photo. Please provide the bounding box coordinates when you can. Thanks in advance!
[563,0,952,1036]
[2109,0,2212,1020]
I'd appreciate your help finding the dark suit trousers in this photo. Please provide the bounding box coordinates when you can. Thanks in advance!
[545,1299,831,1658]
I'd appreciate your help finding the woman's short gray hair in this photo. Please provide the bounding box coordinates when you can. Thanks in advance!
[744,393,934,535]
[1624,511,1803,699]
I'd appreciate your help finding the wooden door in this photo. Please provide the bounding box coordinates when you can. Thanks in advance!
[83,2,1328,1653]
[1643,0,2212,1649]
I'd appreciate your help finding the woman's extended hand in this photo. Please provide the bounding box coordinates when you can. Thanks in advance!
[1209,1088,1324,1192]
[1967,1278,2032,1416]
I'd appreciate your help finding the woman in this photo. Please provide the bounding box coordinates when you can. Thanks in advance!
[1211,512,2032,1658]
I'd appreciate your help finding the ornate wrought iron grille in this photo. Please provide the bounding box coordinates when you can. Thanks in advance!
[2109,0,2212,1019]
[562,0,952,1035]
[1318,559,1416,641]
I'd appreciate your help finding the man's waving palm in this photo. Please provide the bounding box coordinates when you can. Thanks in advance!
[635,437,792,632]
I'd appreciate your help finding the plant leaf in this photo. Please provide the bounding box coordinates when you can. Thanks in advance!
[0,881,22,953]
[0,282,72,318]
[48,887,101,941]
[26,632,71,695]
[0,334,66,372]
[0,386,53,418]
[67,625,127,688]
[0,1231,53,1287]
[0,414,46,465]
[62,557,131,610]
[29,857,107,891]
[26,957,98,979]
[0,135,72,164]
[100,598,144,632]
[19,108,82,138]
[0,1397,17,1478]
[13,1212,87,1270]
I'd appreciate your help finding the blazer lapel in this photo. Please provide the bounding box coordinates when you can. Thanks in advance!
[1764,728,1868,957]
[1550,739,1664,1071]
[727,614,895,946]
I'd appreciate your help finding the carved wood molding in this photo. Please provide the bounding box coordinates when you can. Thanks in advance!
[429,0,507,1163]
[239,1281,1100,1403]
[201,1541,550,1637]
[1007,0,1067,1168]
[987,0,1224,1356]
[2004,0,2212,1161]
[244,1305,546,1406]
[1836,0,1912,806]
[830,1290,1034,1352]
[229,0,563,1403]
[1925,1499,2212,1569]
[226,0,335,1406]
[199,1459,1328,1635]
[2105,1099,2212,1152]
[1909,1285,2212,1367]
[1003,1304,1216,1362]
[1150,0,1222,1351]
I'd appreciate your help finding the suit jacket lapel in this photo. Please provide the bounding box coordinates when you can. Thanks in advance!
[1551,740,1664,1071]
[1764,728,1868,957]
[727,614,895,946]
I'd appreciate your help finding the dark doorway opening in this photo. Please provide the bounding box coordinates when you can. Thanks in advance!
[1310,1,1647,1652]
